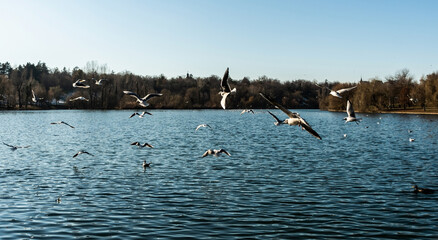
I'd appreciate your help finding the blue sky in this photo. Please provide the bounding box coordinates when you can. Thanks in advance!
[1,0,437,82]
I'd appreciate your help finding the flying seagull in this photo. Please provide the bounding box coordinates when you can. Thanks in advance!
[50,121,75,128]
[72,79,90,88]
[73,150,94,158]
[316,84,357,98]
[131,142,154,148]
[240,109,255,115]
[202,149,231,157]
[266,110,284,126]
[129,111,152,118]
[3,142,30,151]
[195,124,212,131]
[94,78,107,86]
[344,100,362,124]
[219,67,236,109]
[123,90,163,107]
[259,93,322,140]
[69,96,89,102]
[31,90,43,103]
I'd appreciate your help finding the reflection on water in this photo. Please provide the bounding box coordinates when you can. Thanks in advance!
[0,110,437,239]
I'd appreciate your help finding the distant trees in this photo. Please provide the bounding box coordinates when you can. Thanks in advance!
[1,61,438,112]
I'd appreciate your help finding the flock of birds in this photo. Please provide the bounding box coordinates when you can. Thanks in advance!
[5,67,435,194]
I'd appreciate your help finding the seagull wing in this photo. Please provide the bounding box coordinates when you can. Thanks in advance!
[195,125,202,131]
[336,86,357,94]
[61,121,75,128]
[3,142,15,148]
[221,92,230,109]
[130,142,140,146]
[83,151,94,156]
[142,111,152,115]
[299,118,322,140]
[219,149,231,156]
[259,93,298,119]
[142,93,163,102]
[123,91,142,101]
[267,110,282,124]
[220,67,231,92]
[346,100,356,118]
[144,143,154,148]
[129,113,137,118]
[73,152,80,158]
[202,150,211,158]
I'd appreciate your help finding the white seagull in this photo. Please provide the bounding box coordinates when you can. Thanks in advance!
[95,78,107,86]
[69,96,89,102]
[260,93,322,140]
[409,138,415,142]
[202,149,231,157]
[344,100,362,124]
[72,79,90,88]
[240,109,255,115]
[266,110,284,126]
[131,142,154,148]
[3,142,30,151]
[219,67,236,109]
[123,90,163,108]
[129,111,152,118]
[195,124,212,131]
[50,121,75,128]
[73,150,94,158]
[31,90,43,103]
[316,84,357,98]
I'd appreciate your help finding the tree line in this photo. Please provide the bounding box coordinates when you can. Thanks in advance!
[1,61,437,112]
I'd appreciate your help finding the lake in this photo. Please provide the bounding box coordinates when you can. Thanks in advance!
[0,109,437,239]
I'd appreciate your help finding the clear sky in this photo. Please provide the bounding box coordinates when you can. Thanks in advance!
[1,0,437,82]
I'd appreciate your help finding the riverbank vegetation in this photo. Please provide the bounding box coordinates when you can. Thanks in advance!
[1,61,437,112]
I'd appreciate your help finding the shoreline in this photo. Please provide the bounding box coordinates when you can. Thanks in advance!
[2,107,438,115]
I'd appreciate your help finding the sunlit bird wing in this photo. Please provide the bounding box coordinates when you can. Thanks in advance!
[123,91,142,101]
[346,100,356,118]
[221,92,230,109]
[142,93,163,101]
[336,86,357,94]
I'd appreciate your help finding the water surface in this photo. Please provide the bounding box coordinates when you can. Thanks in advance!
[1,110,437,239]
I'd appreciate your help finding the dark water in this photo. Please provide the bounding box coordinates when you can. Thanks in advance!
[0,109,437,239]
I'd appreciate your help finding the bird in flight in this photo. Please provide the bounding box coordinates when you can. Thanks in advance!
[195,124,212,131]
[129,111,152,118]
[73,150,94,158]
[72,79,90,88]
[69,96,89,102]
[3,142,30,151]
[260,93,322,140]
[240,109,255,115]
[50,121,75,128]
[219,67,237,109]
[131,142,154,148]
[123,90,163,108]
[202,149,231,157]
[94,78,107,86]
[344,100,362,124]
[315,83,357,98]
